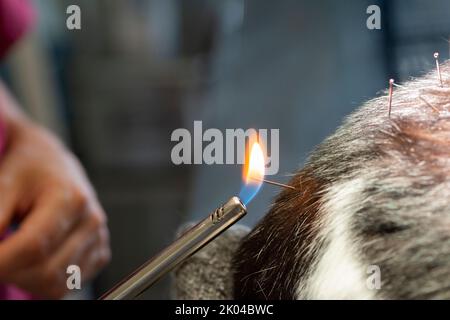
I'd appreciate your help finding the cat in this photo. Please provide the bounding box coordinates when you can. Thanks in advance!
[233,62,450,299]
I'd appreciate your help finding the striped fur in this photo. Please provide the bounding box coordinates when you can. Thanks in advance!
[233,62,450,299]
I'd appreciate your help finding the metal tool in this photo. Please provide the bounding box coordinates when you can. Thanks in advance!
[101,196,247,300]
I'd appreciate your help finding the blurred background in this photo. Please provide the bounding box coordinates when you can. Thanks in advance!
[1,0,450,299]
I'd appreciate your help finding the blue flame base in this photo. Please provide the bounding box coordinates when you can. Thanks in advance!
[239,183,263,206]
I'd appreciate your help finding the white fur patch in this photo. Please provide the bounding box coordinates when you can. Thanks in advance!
[296,178,377,299]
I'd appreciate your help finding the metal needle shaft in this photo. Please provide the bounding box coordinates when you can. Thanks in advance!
[250,177,296,190]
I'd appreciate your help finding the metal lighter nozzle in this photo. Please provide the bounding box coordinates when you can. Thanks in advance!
[100,196,247,300]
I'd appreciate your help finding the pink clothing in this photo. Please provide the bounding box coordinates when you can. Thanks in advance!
[0,0,35,299]
[0,280,32,300]
[0,0,35,58]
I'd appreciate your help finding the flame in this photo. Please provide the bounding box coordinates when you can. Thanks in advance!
[239,135,266,205]
[245,141,265,184]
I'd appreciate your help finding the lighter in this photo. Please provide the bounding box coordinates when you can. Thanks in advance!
[101,196,247,300]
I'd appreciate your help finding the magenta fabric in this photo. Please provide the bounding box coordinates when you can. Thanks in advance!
[0,0,35,300]
[0,0,35,59]
[0,285,30,300]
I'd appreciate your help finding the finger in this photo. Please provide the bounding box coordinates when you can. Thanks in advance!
[47,217,103,276]
[79,226,110,282]
[43,225,109,298]
[0,174,19,234]
[0,191,85,273]
[1,225,106,299]
[44,210,108,284]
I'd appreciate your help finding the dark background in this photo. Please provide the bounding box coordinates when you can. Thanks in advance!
[1,0,450,299]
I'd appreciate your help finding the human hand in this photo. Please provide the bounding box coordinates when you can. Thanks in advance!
[0,121,110,299]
